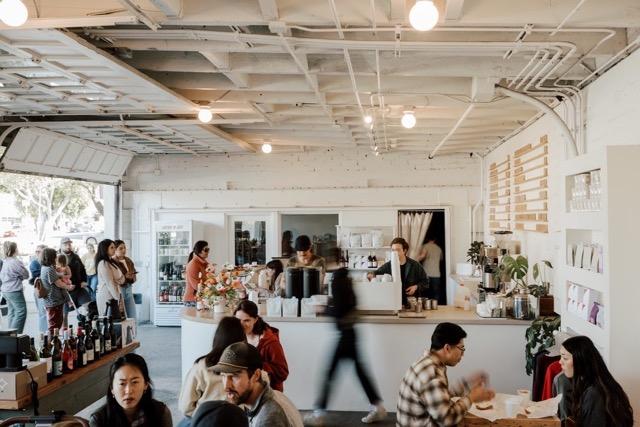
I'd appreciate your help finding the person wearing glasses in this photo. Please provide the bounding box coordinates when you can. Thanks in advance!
[184,241,210,307]
[396,322,495,427]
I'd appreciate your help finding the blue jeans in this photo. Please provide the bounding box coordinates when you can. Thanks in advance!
[121,284,136,320]
[3,290,27,333]
[177,417,192,427]
[34,290,48,334]
[87,274,98,301]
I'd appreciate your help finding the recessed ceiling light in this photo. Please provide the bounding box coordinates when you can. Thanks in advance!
[197,108,213,123]
[0,0,28,27]
[409,0,439,31]
[363,114,373,124]
[401,111,417,129]
[261,143,272,154]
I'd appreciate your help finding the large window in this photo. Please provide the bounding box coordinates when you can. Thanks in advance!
[233,218,267,265]
[280,214,338,261]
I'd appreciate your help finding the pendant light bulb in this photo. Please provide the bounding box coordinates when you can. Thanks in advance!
[363,114,373,124]
[0,0,28,27]
[409,0,439,31]
[197,108,213,123]
[261,143,272,154]
[401,111,417,129]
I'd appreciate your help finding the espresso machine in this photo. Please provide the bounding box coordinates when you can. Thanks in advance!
[480,247,499,292]
[0,329,30,372]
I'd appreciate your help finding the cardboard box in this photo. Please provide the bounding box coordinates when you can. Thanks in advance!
[0,360,47,400]
[113,319,137,348]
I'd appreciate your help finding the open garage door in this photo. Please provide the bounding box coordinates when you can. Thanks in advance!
[0,127,133,185]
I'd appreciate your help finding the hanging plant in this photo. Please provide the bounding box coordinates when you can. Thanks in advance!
[524,315,561,375]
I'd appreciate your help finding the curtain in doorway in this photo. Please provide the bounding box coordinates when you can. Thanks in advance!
[398,212,433,260]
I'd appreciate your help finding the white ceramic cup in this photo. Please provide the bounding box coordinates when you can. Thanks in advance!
[505,397,522,418]
[517,389,531,402]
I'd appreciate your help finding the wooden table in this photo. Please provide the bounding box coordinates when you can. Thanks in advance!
[464,413,561,426]
[0,342,139,417]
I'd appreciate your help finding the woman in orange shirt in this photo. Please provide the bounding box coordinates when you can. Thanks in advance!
[183,240,209,307]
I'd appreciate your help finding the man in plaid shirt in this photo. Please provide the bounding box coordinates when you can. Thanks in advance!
[396,323,495,426]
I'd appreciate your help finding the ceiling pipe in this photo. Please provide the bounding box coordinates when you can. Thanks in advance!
[428,104,475,159]
[471,154,484,243]
[495,85,578,156]
[550,0,589,36]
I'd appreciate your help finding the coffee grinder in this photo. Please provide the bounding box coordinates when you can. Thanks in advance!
[0,329,29,372]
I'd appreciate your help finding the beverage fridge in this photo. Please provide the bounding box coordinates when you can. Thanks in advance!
[153,221,204,326]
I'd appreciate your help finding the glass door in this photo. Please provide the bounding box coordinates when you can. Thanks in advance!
[156,226,190,305]
[228,215,271,266]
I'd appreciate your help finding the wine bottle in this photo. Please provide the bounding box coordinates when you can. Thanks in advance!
[29,337,39,361]
[367,252,373,269]
[102,318,112,353]
[68,326,78,368]
[62,330,74,373]
[97,319,105,357]
[372,254,378,268]
[85,325,95,364]
[51,329,63,378]
[109,317,117,350]
[40,335,53,381]
[90,320,101,360]
[76,327,86,368]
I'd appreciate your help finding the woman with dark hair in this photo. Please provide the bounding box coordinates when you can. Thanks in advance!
[305,268,386,425]
[113,240,137,319]
[90,353,172,427]
[178,316,246,426]
[183,241,209,307]
[40,247,75,335]
[265,260,284,296]
[95,239,124,317]
[559,335,633,426]
[0,241,29,333]
[234,300,289,391]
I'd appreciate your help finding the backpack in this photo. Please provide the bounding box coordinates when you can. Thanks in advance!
[34,277,48,299]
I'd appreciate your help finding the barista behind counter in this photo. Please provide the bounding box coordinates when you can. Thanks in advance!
[367,237,428,307]
[286,235,327,290]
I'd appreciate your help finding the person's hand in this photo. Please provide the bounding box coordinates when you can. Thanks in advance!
[469,385,495,403]
[80,281,87,288]
[367,273,375,281]
[67,301,74,308]
[466,371,490,389]
[68,284,76,291]
[406,285,418,295]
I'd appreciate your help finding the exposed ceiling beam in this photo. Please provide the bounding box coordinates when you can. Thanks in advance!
[0,119,264,127]
[117,0,160,30]
[150,0,183,18]
[258,0,280,21]
[444,0,465,21]
[389,0,407,23]
[200,51,250,88]
[198,125,258,153]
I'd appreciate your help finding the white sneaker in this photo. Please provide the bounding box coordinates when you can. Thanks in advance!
[304,409,327,426]
[361,406,387,423]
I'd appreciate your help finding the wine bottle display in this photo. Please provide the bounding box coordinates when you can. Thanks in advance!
[52,329,63,378]
[40,335,52,381]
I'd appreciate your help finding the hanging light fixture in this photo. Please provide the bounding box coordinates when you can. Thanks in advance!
[0,0,28,27]
[363,114,373,124]
[409,0,439,31]
[401,111,417,129]
[197,107,213,123]
[261,143,272,154]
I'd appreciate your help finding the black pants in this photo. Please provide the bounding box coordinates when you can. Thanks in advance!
[316,328,381,409]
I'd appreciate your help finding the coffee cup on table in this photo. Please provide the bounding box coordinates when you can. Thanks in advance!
[517,389,530,402]
[505,397,522,418]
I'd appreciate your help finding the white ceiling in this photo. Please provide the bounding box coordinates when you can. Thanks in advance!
[0,0,638,157]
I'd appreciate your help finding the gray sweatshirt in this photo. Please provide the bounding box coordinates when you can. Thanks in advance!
[246,380,303,427]
[0,257,29,292]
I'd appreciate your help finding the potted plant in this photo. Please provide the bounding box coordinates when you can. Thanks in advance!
[466,241,484,276]
[500,255,536,319]
[531,260,555,316]
[524,316,560,375]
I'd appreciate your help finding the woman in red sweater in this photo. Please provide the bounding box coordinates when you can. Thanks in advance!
[234,300,289,392]
[183,240,209,307]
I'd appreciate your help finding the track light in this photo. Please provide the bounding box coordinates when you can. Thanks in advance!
[401,111,416,129]
[409,0,439,31]
[261,143,272,154]
[0,0,28,27]
[197,108,213,123]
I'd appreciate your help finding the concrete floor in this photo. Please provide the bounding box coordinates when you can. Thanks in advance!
[5,300,397,426]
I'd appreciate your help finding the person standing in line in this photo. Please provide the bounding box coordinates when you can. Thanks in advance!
[213,342,303,427]
[417,236,443,302]
[0,241,29,333]
[82,237,98,300]
[95,239,124,317]
[305,268,387,426]
[234,300,289,392]
[40,248,75,335]
[396,322,495,426]
[184,241,209,307]
[59,237,90,305]
[29,244,48,333]
[265,260,285,296]
[178,316,247,427]
[113,240,137,320]
[558,336,633,426]
[90,353,172,427]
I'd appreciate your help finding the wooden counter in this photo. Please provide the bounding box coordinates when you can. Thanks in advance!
[464,413,560,426]
[0,342,139,415]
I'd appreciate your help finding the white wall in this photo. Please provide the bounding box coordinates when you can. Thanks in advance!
[122,149,481,321]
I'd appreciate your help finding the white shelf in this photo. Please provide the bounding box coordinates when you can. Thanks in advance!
[342,247,387,250]
[157,244,190,247]
[563,311,606,347]
[563,265,606,293]
[563,211,604,230]
[349,267,379,271]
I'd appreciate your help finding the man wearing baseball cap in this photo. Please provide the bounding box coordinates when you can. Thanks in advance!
[285,235,326,287]
[59,237,92,309]
[213,342,303,427]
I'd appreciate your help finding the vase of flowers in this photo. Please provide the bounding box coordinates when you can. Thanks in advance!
[196,266,245,313]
